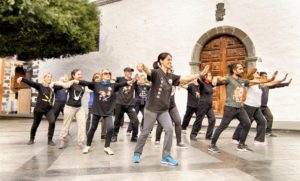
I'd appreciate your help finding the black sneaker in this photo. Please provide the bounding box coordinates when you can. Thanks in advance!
[190,135,197,141]
[48,140,56,146]
[111,136,117,142]
[208,144,220,153]
[101,135,106,139]
[27,140,34,145]
[131,137,137,142]
[236,144,253,152]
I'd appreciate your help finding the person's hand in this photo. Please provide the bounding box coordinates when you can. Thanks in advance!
[271,70,278,80]
[200,65,210,76]
[17,77,23,84]
[73,80,79,84]
[281,73,288,82]
[288,78,293,85]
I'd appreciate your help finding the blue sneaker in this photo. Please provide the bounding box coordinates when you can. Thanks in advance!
[58,142,65,149]
[160,155,178,166]
[132,153,141,163]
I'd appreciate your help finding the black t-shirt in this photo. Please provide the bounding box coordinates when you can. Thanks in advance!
[54,88,68,103]
[66,84,85,107]
[116,77,135,106]
[134,83,150,105]
[186,83,200,108]
[22,78,62,113]
[198,79,215,105]
[146,68,180,113]
[79,80,127,116]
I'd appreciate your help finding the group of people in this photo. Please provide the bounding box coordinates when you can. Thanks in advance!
[18,52,292,166]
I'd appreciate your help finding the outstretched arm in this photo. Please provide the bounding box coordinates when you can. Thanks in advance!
[263,73,288,87]
[179,65,210,85]
[17,77,40,90]
[52,80,77,89]
[77,80,95,90]
[249,71,278,86]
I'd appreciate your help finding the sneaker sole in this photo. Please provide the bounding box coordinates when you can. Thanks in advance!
[236,148,249,152]
[160,160,178,166]
[208,148,220,153]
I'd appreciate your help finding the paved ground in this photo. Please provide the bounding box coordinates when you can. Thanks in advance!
[0,119,300,181]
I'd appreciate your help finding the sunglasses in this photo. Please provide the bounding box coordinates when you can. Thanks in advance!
[103,72,111,75]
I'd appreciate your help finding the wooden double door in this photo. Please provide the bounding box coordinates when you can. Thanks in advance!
[200,35,248,115]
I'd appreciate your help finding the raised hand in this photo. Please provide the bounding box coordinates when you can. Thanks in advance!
[288,78,293,85]
[17,77,23,84]
[200,65,210,76]
[271,70,278,80]
[281,73,288,82]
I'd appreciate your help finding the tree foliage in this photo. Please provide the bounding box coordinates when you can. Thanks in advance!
[0,0,100,61]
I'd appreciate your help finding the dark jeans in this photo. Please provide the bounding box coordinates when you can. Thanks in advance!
[261,106,274,133]
[181,106,198,130]
[211,106,251,145]
[86,114,113,147]
[232,105,266,142]
[190,102,216,139]
[155,105,182,144]
[114,104,139,138]
[53,101,66,120]
[31,109,56,141]
[127,101,145,132]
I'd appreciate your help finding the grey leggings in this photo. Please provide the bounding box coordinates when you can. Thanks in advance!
[155,105,182,144]
[135,108,173,158]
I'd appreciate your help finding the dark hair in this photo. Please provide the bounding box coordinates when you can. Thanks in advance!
[227,63,240,75]
[153,52,172,69]
[70,69,80,80]
[259,71,267,76]
[92,73,100,81]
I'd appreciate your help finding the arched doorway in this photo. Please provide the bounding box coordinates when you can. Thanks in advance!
[200,35,248,115]
[190,26,257,115]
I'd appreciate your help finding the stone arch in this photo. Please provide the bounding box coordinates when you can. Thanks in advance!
[189,26,257,73]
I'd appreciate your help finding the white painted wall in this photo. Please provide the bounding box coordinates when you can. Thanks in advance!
[39,0,300,121]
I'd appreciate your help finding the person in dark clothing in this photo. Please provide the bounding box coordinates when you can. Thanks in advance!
[181,80,201,133]
[86,73,106,139]
[190,72,219,141]
[259,72,292,137]
[208,64,275,153]
[79,69,133,155]
[53,75,69,120]
[17,73,75,146]
[127,75,150,134]
[133,52,209,166]
[112,67,139,142]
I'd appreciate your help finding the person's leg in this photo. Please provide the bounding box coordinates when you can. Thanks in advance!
[169,106,182,144]
[86,115,100,146]
[59,105,76,142]
[205,106,216,139]
[157,111,174,158]
[75,107,87,145]
[155,122,163,142]
[53,102,62,120]
[127,102,140,133]
[232,105,254,141]
[100,117,106,139]
[45,109,56,144]
[140,104,145,129]
[190,105,207,138]
[103,116,114,148]
[29,111,44,143]
[134,109,157,155]
[253,108,267,142]
[262,106,274,134]
[211,106,237,145]
[181,106,195,130]
[236,108,252,145]
[125,106,139,141]
[86,108,92,133]
[113,104,125,138]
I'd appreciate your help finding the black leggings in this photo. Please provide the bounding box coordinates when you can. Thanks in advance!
[53,101,66,120]
[232,105,266,142]
[155,105,182,144]
[86,114,113,147]
[181,106,198,130]
[190,102,216,139]
[211,106,251,145]
[31,110,56,141]
[127,101,145,132]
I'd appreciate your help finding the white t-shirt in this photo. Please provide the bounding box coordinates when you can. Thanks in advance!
[244,85,262,107]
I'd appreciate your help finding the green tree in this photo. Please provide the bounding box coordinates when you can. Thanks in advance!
[0,0,100,61]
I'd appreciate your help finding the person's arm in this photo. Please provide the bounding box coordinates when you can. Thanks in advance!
[17,77,40,90]
[268,78,292,89]
[179,65,210,85]
[141,64,152,76]
[212,76,227,86]
[249,71,278,86]
[77,80,95,90]
[52,80,76,89]
[263,73,288,87]
[114,81,129,92]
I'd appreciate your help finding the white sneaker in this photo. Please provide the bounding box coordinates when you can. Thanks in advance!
[82,146,91,154]
[104,147,114,155]
[182,130,187,134]
[155,141,160,147]
[231,139,239,145]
